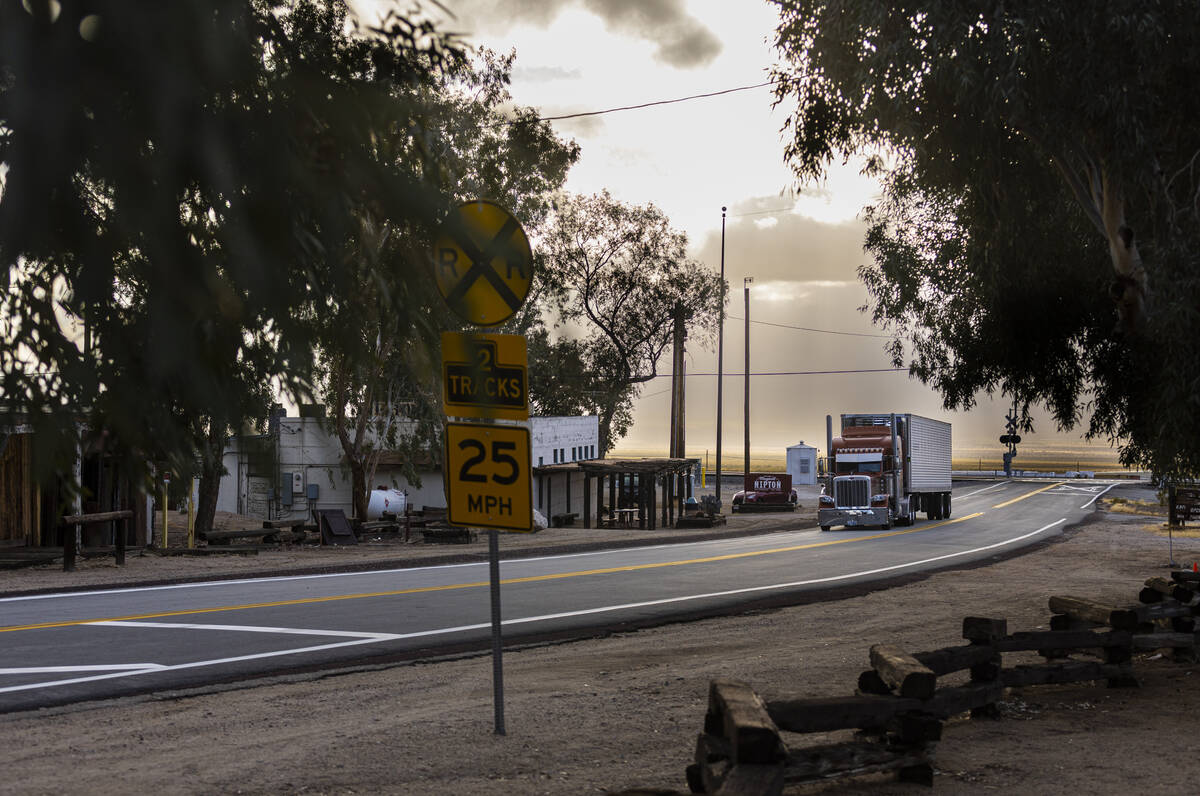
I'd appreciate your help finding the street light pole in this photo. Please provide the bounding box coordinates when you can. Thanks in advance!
[744,276,753,482]
[715,207,726,508]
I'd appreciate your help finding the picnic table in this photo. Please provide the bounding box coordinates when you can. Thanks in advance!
[613,508,639,527]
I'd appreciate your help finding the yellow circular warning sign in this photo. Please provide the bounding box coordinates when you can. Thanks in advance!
[433,200,533,326]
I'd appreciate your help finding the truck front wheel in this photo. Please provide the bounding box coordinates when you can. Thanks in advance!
[820,525,831,532]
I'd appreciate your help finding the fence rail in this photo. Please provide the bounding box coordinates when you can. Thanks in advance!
[633,572,1200,795]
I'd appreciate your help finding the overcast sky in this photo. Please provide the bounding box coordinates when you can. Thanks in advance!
[414,0,1118,465]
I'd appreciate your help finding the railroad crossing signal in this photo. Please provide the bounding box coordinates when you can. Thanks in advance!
[1001,399,1021,476]
[433,200,533,326]
[444,423,532,532]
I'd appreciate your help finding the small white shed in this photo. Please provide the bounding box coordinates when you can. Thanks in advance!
[786,441,819,486]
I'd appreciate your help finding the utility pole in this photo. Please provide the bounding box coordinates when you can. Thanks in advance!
[669,301,686,460]
[743,277,753,482]
[714,207,726,508]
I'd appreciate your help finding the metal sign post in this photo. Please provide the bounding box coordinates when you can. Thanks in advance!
[488,529,506,735]
[434,201,534,737]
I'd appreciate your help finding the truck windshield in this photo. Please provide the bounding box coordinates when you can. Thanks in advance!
[837,461,881,474]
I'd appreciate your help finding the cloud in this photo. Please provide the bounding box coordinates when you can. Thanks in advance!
[444,0,721,68]
[512,64,583,82]
[695,209,870,286]
[539,108,606,137]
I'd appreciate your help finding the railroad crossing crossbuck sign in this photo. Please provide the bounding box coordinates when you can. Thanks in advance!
[434,200,533,326]
[445,423,532,532]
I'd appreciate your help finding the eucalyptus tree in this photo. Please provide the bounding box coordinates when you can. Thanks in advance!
[0,0,464,522]
[772,1,1200,476]
[540,191,722,454]
[316,47,579,520]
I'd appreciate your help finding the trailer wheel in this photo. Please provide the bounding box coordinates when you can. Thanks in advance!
[820,525,831,532]
[943,493,952,518]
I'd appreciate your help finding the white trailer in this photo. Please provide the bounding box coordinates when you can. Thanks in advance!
[818,413,952,530]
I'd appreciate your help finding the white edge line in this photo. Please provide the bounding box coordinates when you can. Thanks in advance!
[1080,483,1119,509]
[0,664,166,674]
[0,637,394,695]
[498,518,1070,628]
[7,518,1068,697]
[88,621,401,640]
[956,482,1006,499]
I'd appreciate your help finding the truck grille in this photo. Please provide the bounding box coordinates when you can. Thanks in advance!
[834,477,870,508]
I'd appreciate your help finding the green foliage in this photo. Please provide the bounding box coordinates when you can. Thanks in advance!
[539,191,722,453]
[0,0,463,489]
[772,0,1200,478]
[314,45,579,516]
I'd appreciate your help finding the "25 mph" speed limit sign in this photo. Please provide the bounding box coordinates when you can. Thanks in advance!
[444,422,532,532]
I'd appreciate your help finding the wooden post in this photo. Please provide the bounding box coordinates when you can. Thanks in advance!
[666,472,673,527]
[583,473,592,529]
[649,475,657,530]
[595,475,603,526]
[963,617,1006,718]
[869,644,936,699]
[115,513,126,566]
[63,521,77,572]
[705,680,786,765]
[1049,595,1140,630]
[187,485,196,549]
[637,474,646,529]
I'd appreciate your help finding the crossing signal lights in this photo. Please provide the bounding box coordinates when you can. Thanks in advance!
[1000,434,1022,445]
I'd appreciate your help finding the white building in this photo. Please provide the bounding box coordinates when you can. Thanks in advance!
[786,440,819,486]
[217,413,600,521]
[530,415,600,519]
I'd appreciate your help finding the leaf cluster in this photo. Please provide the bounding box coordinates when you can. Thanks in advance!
[0,0,465,487]
[772,0,1200,477]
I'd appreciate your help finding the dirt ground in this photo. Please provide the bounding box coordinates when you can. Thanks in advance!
[4,501,1200,795]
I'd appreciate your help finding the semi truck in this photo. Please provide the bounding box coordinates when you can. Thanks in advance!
[818,413,952,531]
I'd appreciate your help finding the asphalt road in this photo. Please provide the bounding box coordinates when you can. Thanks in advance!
[0,479,1123,712]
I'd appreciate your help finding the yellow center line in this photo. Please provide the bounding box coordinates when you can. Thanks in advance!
[0,512,984,634]
[992,481,1064,509]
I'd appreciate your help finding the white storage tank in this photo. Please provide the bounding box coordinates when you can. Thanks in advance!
[367,488,407,519]
[786,441,819,486]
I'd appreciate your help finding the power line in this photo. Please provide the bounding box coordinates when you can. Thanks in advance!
[650,367,906,378]
[726,316,893,339]
[520,80,779,125]
[729,205,796,217]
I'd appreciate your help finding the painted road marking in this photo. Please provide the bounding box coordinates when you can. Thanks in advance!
[0,636,393,696]
[1080,483,1119,509]
[0,482,1023,606]
[0,513,983,634]
[0,664,166,674]
[957,483,1006,499]
[992,482,1064,508]
[89,621,403,640]
[4,518,1068,697]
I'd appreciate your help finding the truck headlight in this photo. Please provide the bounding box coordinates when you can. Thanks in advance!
[819,495,835,508]
[871,494,889,507]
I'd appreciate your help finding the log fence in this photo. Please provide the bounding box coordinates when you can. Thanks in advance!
[656,572,1200,795]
